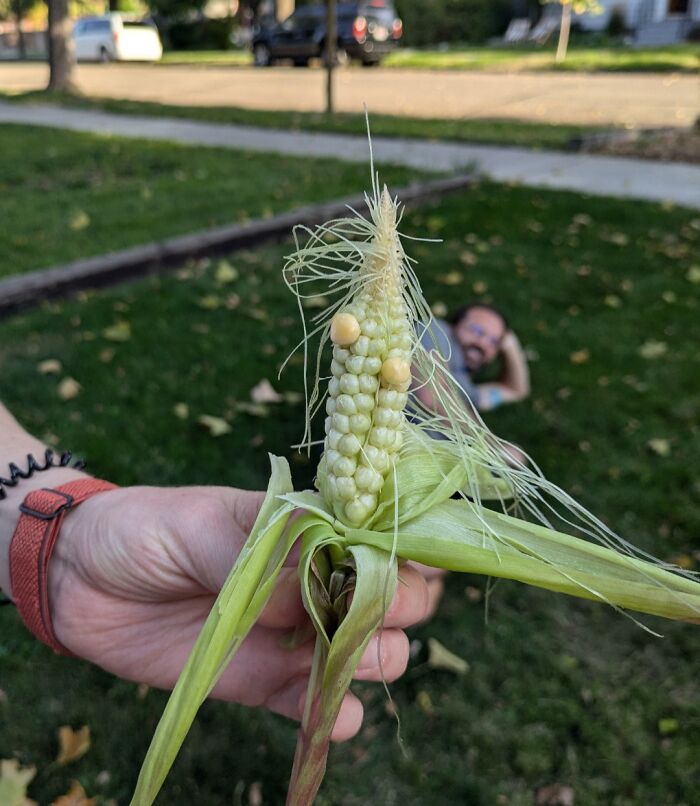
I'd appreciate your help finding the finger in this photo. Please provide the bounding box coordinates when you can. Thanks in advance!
[264,677,365,742]
[407,561,447,581]
[423,576,445,623]
[382,564,431,628]
[257,567,307,628]
[353,628,409,683]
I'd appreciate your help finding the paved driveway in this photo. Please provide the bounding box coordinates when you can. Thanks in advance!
[0,62,697,127]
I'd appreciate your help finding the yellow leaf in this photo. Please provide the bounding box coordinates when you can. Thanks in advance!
[302,295,330,309]
[0,759,36,806]
[51,780,96,806]
[57,378,81,401]
[686,265,700,284]
[459,250,478,266]
[173,403,189,420]
[102,322,131,342]
[436,271,464,286]
[638,340,667,359]
[569,349,590,365]
[251,379,283,404]
[415,690,434,715]
[68,210,90,231]
[604,294,621,308]
[427,637,469,675]
[38,359,62,375]
[56,725,91,765]
[197,415,232,437]
[196,295,222,310]
[214,260,239,284]
[472,280,488,294]
[661,290,677,303]
[431,301,448,318]
[647,438,671,457]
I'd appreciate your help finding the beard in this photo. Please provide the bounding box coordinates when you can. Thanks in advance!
[463,344,486,372]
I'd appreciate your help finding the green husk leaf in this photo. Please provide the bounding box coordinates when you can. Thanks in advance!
[348,499,700,625]
[132,455,297,806]
[370,433,513,532]
[287,543,398,806]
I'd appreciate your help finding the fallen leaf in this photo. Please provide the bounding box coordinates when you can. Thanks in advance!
[38,359,62,375]
[236,402,270,418]
[56,725,91,765]
[661,290,677,303]
[197,415,232,437]
[51,780,96,806]
[302,295,330,309]
[0,759,36,806]
[57,378,81,401]
[459,250,478,266]
[658,717,679,735]
[569,349,590,365]
[282,391,304,405]
[606,231,629,246]
[472,280,488,294]
[214,260,239,284]
[225,294,241,310]
[536,783,575,806]
[172,403,189,420]
[68,210,90,231]
[197,295,222,310]
[465,586,482,603]
[572,213,592,226]
[427,637,469,675]
[638,340,667,359]
[647,438,671,457]
[415,690,434,715]
[99,348,115,363]
[436,271,464,286]
[686,265,700,284]
[102,322,131,342]
[251,379,283,404]
[431,301,448,318]
[604,294,622,308]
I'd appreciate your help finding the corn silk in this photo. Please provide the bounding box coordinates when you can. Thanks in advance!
[132,159,700,806]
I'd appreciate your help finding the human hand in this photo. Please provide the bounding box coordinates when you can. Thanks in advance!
[48,485,433,740]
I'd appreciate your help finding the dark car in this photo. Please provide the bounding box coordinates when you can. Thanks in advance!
[252,1,402,67]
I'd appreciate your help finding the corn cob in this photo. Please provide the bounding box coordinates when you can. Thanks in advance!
[317,189,413,526]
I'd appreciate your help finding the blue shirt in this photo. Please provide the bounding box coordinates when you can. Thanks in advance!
[419,318,479,405]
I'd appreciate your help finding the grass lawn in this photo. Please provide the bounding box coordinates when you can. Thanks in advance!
[1,91,601,152]
[0,124,422,278]
[157,43,699,73]
[1,181,699,804]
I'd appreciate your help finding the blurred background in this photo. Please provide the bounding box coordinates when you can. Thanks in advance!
[0,1,698,804]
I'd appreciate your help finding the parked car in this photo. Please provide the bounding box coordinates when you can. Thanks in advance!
[252,0,402,67]
[73,15,163,62]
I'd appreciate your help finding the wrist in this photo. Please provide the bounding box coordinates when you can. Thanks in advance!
[0,455,89,599]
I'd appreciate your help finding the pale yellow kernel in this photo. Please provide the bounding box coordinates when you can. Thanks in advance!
[367,339,387,357]
[356,466,383,493]
[339,374,360,395]
[363,356,382,375]
[330,313,361,346]
[333,346,350,363]
[378,389,397,407]
[361,319,379,338]
[325,398,337,415]
[349,413,372,433]
[381,357,411,387]
[338,433,362,456]
[327,431,341,450]
[330,359,345,377]
[328,377,340,397]
[353,335,370,356]
[374,407,392,428]
[346,355,365,375]
[334,455,357,476]
[326,449,341,467]
[369,427,389,448]
[345,499,369,524]
[332,413,350,434]
[360,445,380,466]
[336,394,357,415]
[358,374,379,394]
[336,476,357,501]
[355,393,375,412]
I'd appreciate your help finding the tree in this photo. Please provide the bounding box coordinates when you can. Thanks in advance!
[325,0,336,114]
[46,0,76,91]
[541,0,602,63]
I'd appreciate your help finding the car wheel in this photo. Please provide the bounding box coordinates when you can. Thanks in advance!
[253,44,272,67]
[322,45,349,67]
[362,59,380,68]
[99,46,112,63]
[293,58,309,67]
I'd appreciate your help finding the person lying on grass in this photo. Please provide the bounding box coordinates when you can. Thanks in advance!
[0,401,441,740]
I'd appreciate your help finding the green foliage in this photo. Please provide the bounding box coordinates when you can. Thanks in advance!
[167,16,235,50]
[145,0,206,21]
[393,0,513,46]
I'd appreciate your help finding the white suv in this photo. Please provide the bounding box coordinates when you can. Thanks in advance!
[73,15,163,62]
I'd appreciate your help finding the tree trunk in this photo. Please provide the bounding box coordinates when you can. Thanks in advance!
[109,0,120,10]
[14,7,26,60]
[325,0,336,114]
[47,0,77,92]
[555,1,572,64]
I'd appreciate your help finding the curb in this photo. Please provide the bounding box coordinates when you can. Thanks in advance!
[0,173,474,318]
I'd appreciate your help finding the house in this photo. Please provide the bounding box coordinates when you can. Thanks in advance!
[571,0,700,44]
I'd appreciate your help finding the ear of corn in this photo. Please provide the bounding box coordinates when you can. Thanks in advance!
[135,151,700,806]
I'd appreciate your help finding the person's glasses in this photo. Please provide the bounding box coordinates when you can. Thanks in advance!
[466,323,501,348]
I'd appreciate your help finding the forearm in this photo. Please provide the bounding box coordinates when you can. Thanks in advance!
[0,403,87,598]
[499,333,530,400]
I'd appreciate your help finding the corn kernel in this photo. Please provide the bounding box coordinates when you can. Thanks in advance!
[330,312,361,346]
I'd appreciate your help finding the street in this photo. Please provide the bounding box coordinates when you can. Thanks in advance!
[0,62,697,127]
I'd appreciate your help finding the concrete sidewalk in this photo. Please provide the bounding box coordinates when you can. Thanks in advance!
[2,101,699,208]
